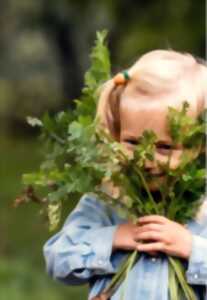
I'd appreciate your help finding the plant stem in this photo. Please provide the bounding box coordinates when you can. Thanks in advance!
[168,257,197,300]
[168,262,179,300]
[48,132,66,145]
[102,251,139,298]
[121,250,139,300]
[133,166,159,214]
[121,173,145,212]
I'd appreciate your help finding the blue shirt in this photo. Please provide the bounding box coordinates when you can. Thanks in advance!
[43,193,207,300]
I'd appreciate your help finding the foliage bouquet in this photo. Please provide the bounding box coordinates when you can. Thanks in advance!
[15,31,206,300]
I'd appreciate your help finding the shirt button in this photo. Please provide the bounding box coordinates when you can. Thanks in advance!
[98,259,104,265]
[194,274,198,279]
[151,257,157,262]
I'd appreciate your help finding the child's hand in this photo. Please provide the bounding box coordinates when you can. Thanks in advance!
[135,215,192,259]
[113,222,140,251]
[112,222,157,255]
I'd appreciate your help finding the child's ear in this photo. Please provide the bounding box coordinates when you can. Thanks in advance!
[97,80,125,141]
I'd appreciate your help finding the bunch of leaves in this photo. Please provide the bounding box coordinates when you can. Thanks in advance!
[15,30,111,230]
[167,101,205,147]
[164,103,206,223]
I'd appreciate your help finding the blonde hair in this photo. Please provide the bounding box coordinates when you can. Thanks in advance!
[96,49,207,141]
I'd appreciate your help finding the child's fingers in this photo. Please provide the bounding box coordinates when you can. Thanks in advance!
[134,223,162,234]
[130,240,141,250]
[135,231,163,242]
[136,242,165,252]
[137,215,167,225]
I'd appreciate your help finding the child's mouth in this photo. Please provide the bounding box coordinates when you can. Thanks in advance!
[147,172,165,177]
[152,173,164,177]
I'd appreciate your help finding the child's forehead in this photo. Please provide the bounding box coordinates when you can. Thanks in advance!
[119,92,198,140]
[120,103,172,139]
[120,86,198,118]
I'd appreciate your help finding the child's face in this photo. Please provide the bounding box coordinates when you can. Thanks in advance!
[119,84,197,191]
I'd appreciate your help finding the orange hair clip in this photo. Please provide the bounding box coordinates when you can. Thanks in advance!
[113,70,130,85]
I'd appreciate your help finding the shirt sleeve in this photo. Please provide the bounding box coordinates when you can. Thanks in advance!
[186,222,207,285]
[43,193,124,285]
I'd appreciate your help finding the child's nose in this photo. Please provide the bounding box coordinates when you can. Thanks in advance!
[168,157,181,170]
[144,159,157,172]
[144,155,168,173]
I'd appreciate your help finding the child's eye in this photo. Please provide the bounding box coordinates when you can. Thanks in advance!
[156,143,173,154]
[124,139,138,145]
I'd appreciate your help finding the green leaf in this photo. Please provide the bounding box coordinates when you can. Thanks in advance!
[47,201,62,231]
[168,257,197,300]
[134,130,157,167]
[75,30,111,118]
[168,263,179,300]
[167,101,205,147]
[68,121,84,140]
[121,250,139,300]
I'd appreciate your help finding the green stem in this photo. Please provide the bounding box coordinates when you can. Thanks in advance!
[48,132,66,145]
[102,251,139,298]
[133,166,159,214]
[168,257,197,300]
[168,261,179,300]
[121,250,139,300]
[103,259,129,294]
[121,173,145,212]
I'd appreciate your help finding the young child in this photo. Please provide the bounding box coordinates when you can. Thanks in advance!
[43,50,207,300]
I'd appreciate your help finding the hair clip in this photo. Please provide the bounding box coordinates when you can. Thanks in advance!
[113,70,131,85]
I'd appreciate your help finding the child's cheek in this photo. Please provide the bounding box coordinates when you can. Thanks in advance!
[167,150,184,170]
[121,143,135,159]
[154,150,183,170]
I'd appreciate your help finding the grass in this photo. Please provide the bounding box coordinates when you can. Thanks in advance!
[0,134,88,300]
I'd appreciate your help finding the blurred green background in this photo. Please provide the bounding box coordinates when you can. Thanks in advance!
[0,1,205,299]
